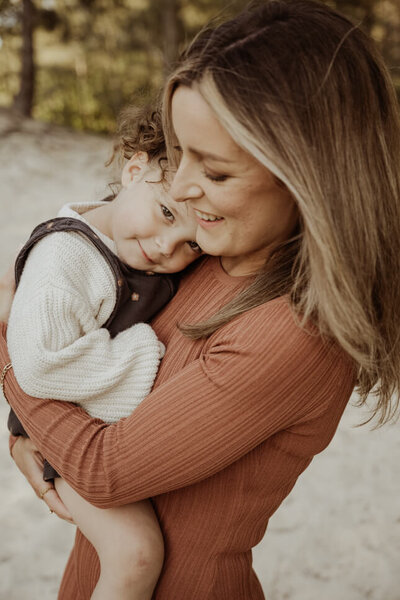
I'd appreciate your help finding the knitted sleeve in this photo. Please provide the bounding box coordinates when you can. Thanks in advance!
[0,299,355,506]
[7,232,162,423]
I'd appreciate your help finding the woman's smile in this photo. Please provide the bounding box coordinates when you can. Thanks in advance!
[193,209,224,228]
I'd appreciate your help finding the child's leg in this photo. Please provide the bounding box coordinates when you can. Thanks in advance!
[54,478,164,600]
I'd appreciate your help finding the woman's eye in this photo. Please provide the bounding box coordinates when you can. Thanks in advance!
[161,205,174,221]
[187,241,203,254]
[203,170,228,183]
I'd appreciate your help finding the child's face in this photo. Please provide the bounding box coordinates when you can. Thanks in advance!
[110,153,202,273]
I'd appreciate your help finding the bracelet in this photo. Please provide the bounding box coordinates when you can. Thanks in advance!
[1,362,13,397]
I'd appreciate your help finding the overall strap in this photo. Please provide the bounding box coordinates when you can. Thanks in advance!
[14,217,179,336]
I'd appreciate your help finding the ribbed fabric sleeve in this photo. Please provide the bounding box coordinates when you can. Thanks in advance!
[7,230,162,423]
[1,256,356,600]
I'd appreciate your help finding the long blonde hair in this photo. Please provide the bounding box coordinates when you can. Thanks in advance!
[162,0,400,425]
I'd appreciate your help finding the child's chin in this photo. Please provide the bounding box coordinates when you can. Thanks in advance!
[117,250,143,270]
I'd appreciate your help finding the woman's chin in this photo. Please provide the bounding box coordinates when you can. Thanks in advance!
[196,233,227,259]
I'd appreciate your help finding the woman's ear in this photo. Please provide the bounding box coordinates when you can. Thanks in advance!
[121,152,149,187]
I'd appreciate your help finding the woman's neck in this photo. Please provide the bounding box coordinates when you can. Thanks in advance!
[220,255,263,277]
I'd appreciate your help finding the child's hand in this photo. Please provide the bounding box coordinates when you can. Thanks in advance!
[11,437,74,523]
[0,262,16,323]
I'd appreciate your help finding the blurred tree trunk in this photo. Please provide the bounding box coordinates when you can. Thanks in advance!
[161,0,181,76]
[13,0,35,116]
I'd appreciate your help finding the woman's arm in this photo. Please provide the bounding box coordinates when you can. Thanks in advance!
[1,300,355,508]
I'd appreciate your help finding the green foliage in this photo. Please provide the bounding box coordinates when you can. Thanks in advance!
[0,0,398,133]
[33,47,162,132]
[0,0,168,131]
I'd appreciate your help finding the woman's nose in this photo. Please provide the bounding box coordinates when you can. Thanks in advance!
[170,160,203,203]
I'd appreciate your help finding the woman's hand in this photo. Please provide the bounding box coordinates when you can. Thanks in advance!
[11,437,74,523]
[0,262,16,323]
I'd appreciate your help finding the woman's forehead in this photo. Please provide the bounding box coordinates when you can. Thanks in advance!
[171,86,242,161]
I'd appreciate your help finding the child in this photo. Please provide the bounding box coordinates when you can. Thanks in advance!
[6,112,202,600]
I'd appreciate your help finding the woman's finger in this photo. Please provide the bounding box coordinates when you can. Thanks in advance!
[11,437,74,523]
[40,487,74,523]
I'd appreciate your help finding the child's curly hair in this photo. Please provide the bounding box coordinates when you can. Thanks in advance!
[108,104,167,174]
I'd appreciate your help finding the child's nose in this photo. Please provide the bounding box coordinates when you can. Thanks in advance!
[156,236,176,257]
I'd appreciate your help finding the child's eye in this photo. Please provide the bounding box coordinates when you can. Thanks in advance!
[187,241,203,254]
[161,205,174,221]
[203,170,228,183]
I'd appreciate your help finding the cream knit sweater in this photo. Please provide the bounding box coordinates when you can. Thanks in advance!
[7,203,163,423]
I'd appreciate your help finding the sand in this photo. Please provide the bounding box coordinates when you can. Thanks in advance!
[0,109,399,600]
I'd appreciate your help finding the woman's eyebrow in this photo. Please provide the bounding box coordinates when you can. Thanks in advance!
[188,146,234,164]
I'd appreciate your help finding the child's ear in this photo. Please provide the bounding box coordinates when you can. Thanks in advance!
[121,152,149,187]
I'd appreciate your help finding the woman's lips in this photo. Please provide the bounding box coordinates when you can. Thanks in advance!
[194,209,224,229]
[137,240,155,263]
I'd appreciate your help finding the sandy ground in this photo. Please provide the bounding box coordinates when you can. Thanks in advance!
[0,109,399,600]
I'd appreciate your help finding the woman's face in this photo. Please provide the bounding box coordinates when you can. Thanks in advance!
[170,85,298,276]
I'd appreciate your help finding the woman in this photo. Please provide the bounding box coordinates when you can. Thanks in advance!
[1,0,400,598]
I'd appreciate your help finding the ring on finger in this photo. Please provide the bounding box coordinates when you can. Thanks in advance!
[40,486,54,500]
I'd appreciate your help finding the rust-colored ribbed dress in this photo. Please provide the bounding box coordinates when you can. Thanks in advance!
[1,256,355,599]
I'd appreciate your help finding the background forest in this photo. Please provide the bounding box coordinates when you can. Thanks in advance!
[0,0,399,134]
